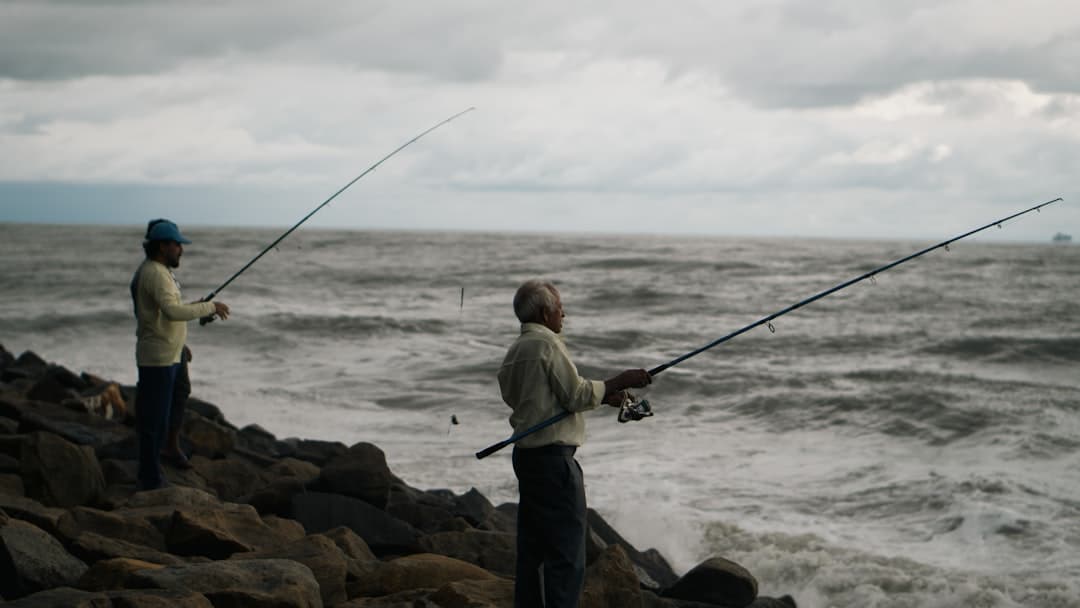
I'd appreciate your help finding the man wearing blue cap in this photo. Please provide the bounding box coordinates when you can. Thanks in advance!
[131,219,230,490]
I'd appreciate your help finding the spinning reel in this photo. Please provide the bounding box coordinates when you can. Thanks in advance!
[618,393,654,423]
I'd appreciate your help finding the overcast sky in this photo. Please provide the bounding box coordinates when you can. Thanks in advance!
[0,0,1077,240]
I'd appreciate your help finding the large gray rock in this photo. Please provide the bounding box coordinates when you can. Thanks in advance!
[0,518,88,599]
[20,431,106,508]
[314,442,395,509]
[127,558,323,608]
[292,491,422,556]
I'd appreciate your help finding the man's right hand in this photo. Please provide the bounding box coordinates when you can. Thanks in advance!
[604,368,651,398]
[213,301,230,320]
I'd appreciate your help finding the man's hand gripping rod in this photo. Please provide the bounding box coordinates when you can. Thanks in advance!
[198,108,476,323]
[475,197,1063,460]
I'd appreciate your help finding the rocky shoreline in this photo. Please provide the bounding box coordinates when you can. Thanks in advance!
[0,344,797,607]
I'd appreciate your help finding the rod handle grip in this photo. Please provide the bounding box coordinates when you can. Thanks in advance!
[475,440,510,460]
[199,314,215,326]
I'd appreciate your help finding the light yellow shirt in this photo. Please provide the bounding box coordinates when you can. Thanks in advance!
[133,259,216,366]
[497,322,605,448]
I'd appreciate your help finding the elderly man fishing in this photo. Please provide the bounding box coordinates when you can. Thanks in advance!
[130,219,230,491]
[498,279,651,608]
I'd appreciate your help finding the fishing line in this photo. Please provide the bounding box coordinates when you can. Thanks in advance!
[476,197,1063,459]
[198,107,475,324]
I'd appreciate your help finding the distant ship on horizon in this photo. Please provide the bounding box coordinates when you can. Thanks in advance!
[1052,232,1072,243]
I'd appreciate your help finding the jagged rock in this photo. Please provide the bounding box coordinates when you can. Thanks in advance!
[284,437,348,466]
[77,557,165,590]
[100,457,138,486]
[1,450,23,472]
[581,544,643,608]
[120,484,222,510]
[662,556,758,607]
[182,414,236,459]
[57,506,167,551]
[20,431,106,508]
[314,442,394,509]
[165,504,288,559]
[0,518,88,599]
[183,397,232,427]
[428,578,516,608]
[347,552,500,599]
[237,423,294,457]
[418,529,516,577]
[7,398,132,448]
[231,533,349,605]
[292,491,423,556]
[2,351,48,382]
[261,514,308,543]
[0,344,13,369]
[586,508,679,590]
[126,558,323,608]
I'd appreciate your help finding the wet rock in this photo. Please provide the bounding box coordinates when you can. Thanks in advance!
[587,507,679,590]
[0,518,88,599]
[582,545,643,608]
[661,556,758,607]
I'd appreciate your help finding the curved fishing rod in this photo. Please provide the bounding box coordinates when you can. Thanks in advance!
[199,107,475,324]
[476,196,1063,459]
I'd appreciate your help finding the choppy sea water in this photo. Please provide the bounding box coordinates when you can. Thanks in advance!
[1,222,1078,608]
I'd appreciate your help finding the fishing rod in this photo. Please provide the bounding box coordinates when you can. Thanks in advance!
[476,196,1063,459]
[199,107,475,324]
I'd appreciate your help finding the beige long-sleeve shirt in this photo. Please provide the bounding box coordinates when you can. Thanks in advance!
[497,322,605,448]
[132,259,216,366]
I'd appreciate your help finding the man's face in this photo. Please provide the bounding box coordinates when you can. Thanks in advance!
[161,241,183,268]
[541,288,565,334]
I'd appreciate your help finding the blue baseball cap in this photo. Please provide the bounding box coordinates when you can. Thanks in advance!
[145,219,192,244]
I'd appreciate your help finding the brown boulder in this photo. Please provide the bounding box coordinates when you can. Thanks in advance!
[68,531,187,567]
[165,504,286,559]
[428,578,516,608]
[126,558,323,608]
[77,557,164,591]
[348,553,500,598]
[182,414,236,459]
[57,506,166,551]
[418,529,516,577]
[190,454,268,501]
[231,534,349,605]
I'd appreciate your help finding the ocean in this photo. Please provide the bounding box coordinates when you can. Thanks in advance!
[1,222,1078,607]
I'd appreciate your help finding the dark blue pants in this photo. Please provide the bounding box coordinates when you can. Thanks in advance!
[135,364,179,490]
[512,445,588,608]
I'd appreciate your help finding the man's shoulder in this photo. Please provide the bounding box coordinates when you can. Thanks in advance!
[136,260,171,289]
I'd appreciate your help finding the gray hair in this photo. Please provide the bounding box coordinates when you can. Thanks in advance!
[513,279,558,323]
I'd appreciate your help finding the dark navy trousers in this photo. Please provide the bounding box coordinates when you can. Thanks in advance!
[135,364,179,490]
[512,444,588,608]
